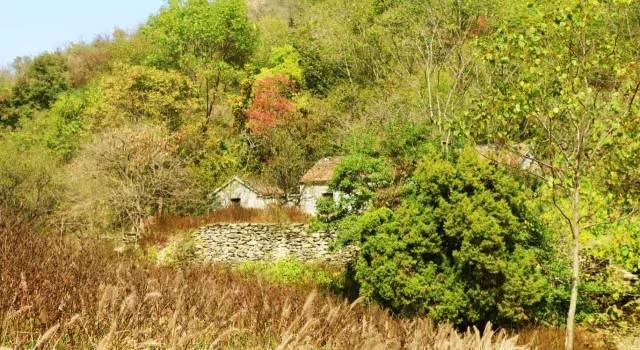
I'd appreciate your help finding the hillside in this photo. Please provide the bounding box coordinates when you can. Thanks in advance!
[1,0,640,349]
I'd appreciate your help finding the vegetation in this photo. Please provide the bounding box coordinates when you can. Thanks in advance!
[140,205,309,248]
[344,148,565,326]
[474,3,640,347]
[0,227,610,349]
[237,258,344,289]
[1,0,640,348]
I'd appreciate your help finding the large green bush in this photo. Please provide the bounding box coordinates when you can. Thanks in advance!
[347,147,567,326]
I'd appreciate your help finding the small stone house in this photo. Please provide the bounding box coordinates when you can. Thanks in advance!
[299,157,343,216]
[211,176,286,210]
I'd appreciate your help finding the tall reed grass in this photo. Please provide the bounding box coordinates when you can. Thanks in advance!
[1,227,607,349]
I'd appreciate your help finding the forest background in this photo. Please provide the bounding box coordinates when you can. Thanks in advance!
[1,1,640,349]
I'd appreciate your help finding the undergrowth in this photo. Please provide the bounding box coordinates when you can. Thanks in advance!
[237,258,346,290]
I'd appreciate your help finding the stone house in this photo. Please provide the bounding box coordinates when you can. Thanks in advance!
[299,157,343,216]
[211,158,344,215]
[211,176,286,210]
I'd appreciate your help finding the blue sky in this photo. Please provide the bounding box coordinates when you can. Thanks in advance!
[0,0,166,68]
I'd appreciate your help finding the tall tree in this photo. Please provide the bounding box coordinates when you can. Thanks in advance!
[474,1,640,348]
[92,64,198,131]
[71,125,199,238]
[142,0,257,129]
[374,0,489,150]
[1,53,69,126]
[12,53,69,110]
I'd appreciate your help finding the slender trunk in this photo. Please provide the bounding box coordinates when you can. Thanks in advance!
[202,67,222,133]
[344,60,353,85]
[565,184,581,350]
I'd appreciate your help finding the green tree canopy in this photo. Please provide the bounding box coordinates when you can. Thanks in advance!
[348,148,565,326]
[142,0,257,69]
[141,0,257,128]
[472,2,640,346]
[90,64,198,131]
[1,53,69,126]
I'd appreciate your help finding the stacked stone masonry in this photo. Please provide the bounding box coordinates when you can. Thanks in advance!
[194,223,356,265]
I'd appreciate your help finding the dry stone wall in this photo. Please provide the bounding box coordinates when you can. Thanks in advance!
[194,223,356,265]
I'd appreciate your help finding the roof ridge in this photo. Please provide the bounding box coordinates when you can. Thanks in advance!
[300,156,343,184]
[212,176,284,197]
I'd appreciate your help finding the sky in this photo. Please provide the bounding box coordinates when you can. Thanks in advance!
[0,0,166,68]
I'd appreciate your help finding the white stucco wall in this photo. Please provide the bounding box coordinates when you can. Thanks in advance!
[299,184,339,216]
[213,179,278,209]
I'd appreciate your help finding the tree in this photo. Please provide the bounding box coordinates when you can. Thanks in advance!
[142,0,257,128]
[255,45,305,83]
[474,2,640,348]
[243,76,339,194]
[246,74,298,133]
[345,147,563,326]
[43,89,93,161]
[372,0,490,150]
[262,128,307,195]
[0,69,14,127]
[91,64,198,131]
[66,37,114,87]
[11,53,69,112]
[1,53,69,127]
[70,125,200,238]
[0,68,12,97]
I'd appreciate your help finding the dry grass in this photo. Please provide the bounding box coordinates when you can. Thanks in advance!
[141,206,309,247]
[517,327,612,350]
[0,227,610,349]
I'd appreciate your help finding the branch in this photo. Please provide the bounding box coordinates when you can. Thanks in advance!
[473,143,568,189]
[552,184,572,227]
[627,80,640,116]
[530,111,572,167]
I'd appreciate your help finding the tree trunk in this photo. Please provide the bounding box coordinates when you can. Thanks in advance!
[565,185,581,350]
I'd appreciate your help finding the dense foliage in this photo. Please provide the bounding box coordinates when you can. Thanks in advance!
[344,148,566,326]
[316,154,393,223]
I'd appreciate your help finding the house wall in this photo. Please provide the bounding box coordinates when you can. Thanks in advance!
[214,180,278,209]
[299,184,339,216]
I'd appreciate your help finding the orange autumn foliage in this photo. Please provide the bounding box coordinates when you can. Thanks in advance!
[246,74,298,134]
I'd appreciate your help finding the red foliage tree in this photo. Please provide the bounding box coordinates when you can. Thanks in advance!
[246,75,297,134]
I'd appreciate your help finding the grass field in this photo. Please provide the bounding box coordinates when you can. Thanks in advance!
[1,227,611,349]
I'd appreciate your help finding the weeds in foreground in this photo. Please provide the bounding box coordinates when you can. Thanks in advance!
[1,228,609,349]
